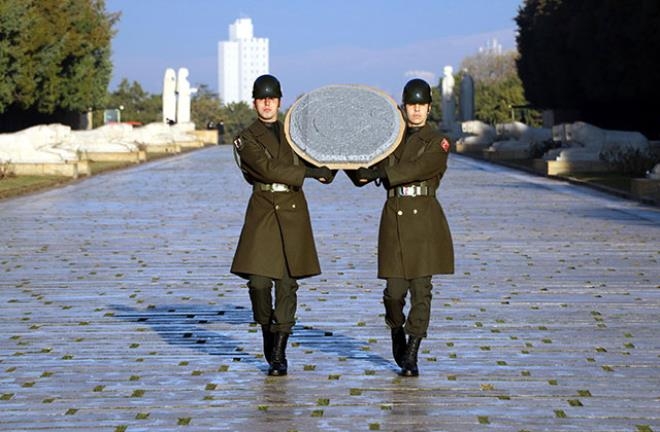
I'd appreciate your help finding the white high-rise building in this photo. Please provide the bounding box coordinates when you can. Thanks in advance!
[218,18,269,105]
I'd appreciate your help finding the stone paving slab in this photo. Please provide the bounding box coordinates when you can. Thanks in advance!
[1,146,659,432]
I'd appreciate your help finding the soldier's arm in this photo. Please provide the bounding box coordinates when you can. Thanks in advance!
[385,137,450,186]
[237,135,306,186]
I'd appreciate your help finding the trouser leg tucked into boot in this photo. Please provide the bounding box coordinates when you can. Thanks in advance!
[261,325,274,364]
[268,332,289,376]
[401,336,422,377]
[248,276,275,365]
[391,326,406,367]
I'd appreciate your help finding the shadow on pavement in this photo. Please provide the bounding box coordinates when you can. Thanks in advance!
[111,303,393,369]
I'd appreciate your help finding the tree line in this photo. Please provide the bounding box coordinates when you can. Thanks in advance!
[1,0,656,139]
[105,79,255,139]
[0,0,118,131]
[0,0,529,135]
[457,50,536,126]
[516,0,660,138]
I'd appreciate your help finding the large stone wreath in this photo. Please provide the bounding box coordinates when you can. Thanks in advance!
[284,84,404,169]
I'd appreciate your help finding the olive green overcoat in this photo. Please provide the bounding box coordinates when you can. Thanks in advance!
[230,119,321,280]
[373,124,455,279]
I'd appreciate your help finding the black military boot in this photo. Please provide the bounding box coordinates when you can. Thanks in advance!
[391,327,406,367]
[400,336,422,377]
[261,325,274,364]
[268,332,289,376]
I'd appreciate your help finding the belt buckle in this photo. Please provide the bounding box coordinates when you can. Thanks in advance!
[271,183,289,192]
[401,186,416,197]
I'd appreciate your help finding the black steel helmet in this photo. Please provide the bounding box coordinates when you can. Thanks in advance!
[402,78,432,104]
[252,74,282,99]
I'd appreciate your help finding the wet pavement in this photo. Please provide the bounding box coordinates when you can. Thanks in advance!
[1,145,659,432]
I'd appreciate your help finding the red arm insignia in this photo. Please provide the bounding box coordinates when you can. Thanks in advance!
[440,138,450,153]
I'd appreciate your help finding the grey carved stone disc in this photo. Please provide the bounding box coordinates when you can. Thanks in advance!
[284,84,404,169]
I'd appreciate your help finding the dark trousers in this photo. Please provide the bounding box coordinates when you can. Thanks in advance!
[248,272,298,334]
[383,276,432,338]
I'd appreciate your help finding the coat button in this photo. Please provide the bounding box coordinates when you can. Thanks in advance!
[413,209,418,214]
[397,210,403,216]
[292,204,296,209]
[275,205,280,210]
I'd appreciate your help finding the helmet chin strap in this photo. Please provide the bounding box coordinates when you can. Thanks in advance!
[399,104,408,123]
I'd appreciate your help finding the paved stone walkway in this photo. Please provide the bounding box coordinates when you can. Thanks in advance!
[1,145,658,432]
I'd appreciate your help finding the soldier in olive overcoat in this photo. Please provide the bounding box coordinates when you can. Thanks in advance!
[231,75,333,376]
[352,78,454,376]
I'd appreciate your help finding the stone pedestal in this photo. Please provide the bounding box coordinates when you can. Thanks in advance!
[80,151,145,164]
[534,159,610,176]
[191,130,219,145]
[139,143,182,154]
[9,160,91,178]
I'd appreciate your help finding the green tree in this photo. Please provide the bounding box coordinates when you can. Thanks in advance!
[460,49,518,84]
[459,49,536,125]
[429,86,442,126]
[106,79,160,125]
[190,85,256,137]
[220,102,255,139]
[0,0,118,131]
[100,80,255,134]
[515,0,660,137]
[191,84,223,128]
[0,0,31,112]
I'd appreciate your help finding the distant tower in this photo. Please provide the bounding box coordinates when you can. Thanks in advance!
[478,38,503,56]
[218,18,269,105]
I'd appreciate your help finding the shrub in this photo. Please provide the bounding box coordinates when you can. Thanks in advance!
[599,148,659,177]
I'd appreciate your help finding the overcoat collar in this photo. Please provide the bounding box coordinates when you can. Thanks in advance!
[398,123,434,160]
[249,119,284,158]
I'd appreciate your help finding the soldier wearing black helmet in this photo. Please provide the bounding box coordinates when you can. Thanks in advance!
[231,74,334,376]
[351,78,454,377]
